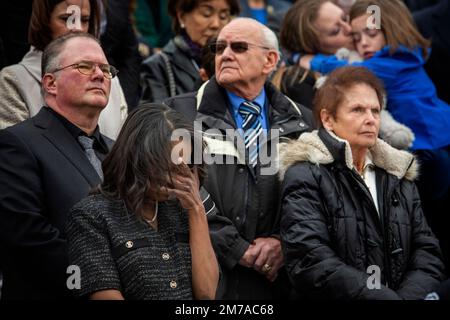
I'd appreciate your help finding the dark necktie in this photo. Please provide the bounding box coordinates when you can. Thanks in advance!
[238,100,263,168]
[77,135,104,180]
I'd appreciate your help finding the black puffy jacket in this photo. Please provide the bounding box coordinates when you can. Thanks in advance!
[280,129,446,300]
[140,36,200,103]
[165,78,314,299]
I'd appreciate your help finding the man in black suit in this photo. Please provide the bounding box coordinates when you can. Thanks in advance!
[0,32,114,300]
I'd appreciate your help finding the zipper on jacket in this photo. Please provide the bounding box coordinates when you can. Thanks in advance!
[381,178,402,288]
[350,169,393,287]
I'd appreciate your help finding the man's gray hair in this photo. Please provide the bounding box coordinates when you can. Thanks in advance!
[41,32,100,77]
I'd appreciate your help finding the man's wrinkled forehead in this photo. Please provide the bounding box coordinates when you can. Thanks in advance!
[218,21,261,43]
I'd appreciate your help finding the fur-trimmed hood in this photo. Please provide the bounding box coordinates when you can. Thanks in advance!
[279,129,418,181]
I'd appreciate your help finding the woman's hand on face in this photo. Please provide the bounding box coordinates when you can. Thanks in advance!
[299,54,314,70]
[166,161,204,213]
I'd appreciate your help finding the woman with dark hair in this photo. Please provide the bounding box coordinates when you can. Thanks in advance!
[0,0,127,139]
[279,66,445,300]
[66,103,219,300]
[140,0,240,103]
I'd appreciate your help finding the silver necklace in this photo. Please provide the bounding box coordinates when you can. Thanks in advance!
[144,201,158,224]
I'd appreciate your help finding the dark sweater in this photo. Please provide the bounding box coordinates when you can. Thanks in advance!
[66,193,193,300]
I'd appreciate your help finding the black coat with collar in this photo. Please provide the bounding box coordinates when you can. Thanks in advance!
[0,108,113,300]
[165,77,314,299]
[140,37,200,103]
[280,129,445,300]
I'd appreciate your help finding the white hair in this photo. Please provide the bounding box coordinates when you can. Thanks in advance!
[227,17,280,63]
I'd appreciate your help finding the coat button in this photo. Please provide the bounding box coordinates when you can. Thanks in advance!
[125,241,133,248]
[238,168,244,173]
[279,127,285,133]
[170,280,177,289]
[298,122,305,127]
[392,197,399,206]
[235,216,240,222]
[162,253,170,260]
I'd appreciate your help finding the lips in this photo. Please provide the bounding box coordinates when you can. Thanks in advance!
[220,66,236,73]
[87,87,105,95]
[364,52,375,59]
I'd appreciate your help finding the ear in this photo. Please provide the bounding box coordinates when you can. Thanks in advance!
[320,109,335,131]
[176,10,185,28]
[42,73,57,96]
[262,50,279,75]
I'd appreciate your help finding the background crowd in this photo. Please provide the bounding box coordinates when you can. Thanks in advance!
[0,0,449,300]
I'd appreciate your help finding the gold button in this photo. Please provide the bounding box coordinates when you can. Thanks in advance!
[170,280,177,289]
[125,241,133,248]
[162,253,170,260]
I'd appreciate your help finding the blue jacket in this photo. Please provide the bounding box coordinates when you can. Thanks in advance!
[239,0,292,22]
[311,46,450,150]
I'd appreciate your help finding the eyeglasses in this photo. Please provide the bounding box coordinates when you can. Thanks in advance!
[52,60,118,79]
[209,41,271,55]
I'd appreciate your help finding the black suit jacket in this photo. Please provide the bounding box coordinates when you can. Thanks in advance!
[0,108,113,300]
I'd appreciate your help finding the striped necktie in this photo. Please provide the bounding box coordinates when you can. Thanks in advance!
[238,100,264,168]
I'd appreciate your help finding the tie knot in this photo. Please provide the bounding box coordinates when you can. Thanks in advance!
[78,135,95,150]
[239,100,261,116]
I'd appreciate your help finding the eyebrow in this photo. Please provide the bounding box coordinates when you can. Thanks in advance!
[349,103,380,109]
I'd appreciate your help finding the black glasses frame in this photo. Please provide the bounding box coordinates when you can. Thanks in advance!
[209,41,271,55]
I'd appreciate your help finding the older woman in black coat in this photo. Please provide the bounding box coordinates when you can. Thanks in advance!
[279,66,445,300]
[140,0,239,103]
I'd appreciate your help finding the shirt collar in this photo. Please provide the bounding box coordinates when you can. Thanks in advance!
[364,151,375,170]
[226,88,266,114]
[46,106,108,154]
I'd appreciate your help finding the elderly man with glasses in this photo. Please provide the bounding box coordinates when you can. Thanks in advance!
[0,32,115,300]
[165,17,314,299]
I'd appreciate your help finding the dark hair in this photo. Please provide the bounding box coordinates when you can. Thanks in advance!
[168,0,240,34]
[100,103,206,217]
[313,66,385,127]
[29,0,100,51]
[200,36,217,78]
[41,31,100,76]
[350,0,430,59]
[280,0,335,54]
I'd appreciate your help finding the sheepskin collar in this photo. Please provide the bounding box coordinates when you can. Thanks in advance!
[279,128,418,181]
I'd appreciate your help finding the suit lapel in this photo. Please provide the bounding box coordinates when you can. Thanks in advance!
[33,108,102,187]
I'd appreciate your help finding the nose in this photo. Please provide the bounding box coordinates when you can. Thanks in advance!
[91,64,105,80]
[364,109,377,124]
[342,22,352,36]
[360,34,370,47]
[220,43,234,60]
[210,14,221,30]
